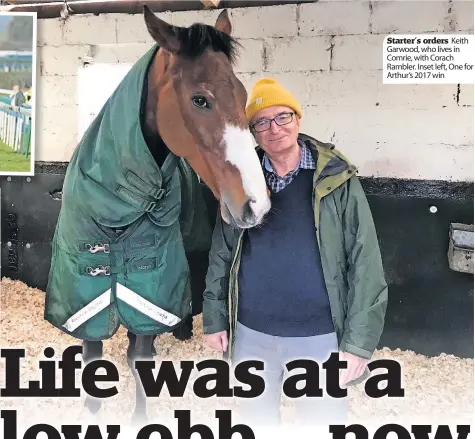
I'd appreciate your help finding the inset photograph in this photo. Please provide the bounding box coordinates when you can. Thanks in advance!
[0,12,36,175]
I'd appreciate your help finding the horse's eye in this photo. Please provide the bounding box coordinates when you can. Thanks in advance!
[192,96,209,109]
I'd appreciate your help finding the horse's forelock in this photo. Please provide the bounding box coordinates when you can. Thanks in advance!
[174,23,241,65]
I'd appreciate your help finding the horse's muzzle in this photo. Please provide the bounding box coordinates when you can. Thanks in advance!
[220,197,270,229]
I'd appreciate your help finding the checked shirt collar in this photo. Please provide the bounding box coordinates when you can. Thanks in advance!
[262,140,315,193]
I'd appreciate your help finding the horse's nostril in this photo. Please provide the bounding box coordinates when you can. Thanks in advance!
[242,198,256,223]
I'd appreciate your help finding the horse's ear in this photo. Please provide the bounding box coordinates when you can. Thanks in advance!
[215,9,232,36]
[143,4,180,54]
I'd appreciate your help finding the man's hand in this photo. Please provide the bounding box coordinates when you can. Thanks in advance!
[339,351,368,387]
[204,331,228,353]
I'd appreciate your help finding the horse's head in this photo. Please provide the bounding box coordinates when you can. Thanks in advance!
[142,5,270,229]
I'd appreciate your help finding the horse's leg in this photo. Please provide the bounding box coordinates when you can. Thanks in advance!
[172,251,206,341]
[172,314,193,340]
[82,340,104,414]
[127,331,155,426]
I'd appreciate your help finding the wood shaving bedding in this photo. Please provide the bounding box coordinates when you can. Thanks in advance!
[1,277,473,429]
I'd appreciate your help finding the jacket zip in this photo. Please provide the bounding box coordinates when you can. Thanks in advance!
[227,231,244,361]
[312,161,355,344]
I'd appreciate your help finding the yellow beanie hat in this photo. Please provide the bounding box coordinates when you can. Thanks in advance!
[245,78,303,123]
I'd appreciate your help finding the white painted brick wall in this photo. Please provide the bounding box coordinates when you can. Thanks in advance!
[115,12,171,44]
[235,72,261,96]
[90,43,151,64]
[354,142,473,181]
[299,107,473,180]
[300,106,473,148]
[231,5,297,39]
[33,1,473,182]
[268,71,311,105]
[265,37,331,72]
[39,45,89,76]
[370,1,449,34]
[332,35,385,71]
[37,19,63,46]
[63,15,116,45]
[451,0,475,32]
[171,9,221,28]
[299,1,370,36]
[234,39,263,73]
[36,106,78,162]
[459,85,474,107]
[36,76,77,108]
[306,71,457,109]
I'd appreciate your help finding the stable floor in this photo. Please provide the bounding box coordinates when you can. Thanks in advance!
[0,277,473,428]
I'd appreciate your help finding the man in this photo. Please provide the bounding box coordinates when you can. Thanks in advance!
[10,84,25,107]
[202,78,388,426]
[21,85,31,105]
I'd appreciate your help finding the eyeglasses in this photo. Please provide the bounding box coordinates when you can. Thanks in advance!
[250,112,296,133]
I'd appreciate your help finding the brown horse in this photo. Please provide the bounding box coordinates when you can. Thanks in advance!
[81,5,271,425]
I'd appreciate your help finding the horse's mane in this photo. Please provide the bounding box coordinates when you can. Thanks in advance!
[175,23,241,64]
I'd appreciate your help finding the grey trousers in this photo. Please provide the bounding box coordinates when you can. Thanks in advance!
[232,321,349,427]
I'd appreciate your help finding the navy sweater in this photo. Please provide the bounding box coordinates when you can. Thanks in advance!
[237,168,335,337]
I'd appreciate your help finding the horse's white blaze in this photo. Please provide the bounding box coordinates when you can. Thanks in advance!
[223,124,271,223]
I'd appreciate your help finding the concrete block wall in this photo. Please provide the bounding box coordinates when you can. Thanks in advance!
[35,1,474,181]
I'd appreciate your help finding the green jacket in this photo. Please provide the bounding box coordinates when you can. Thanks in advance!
[202,134,388,386]
[45,44,213,341]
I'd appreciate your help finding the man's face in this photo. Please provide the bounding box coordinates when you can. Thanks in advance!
[250,105,300,156]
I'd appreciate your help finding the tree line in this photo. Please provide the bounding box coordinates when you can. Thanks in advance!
[0,16,33,51]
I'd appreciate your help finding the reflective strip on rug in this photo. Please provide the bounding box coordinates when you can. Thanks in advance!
[116,282,181,326]
[62,288,112,332]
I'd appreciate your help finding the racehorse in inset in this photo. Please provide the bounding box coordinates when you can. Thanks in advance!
[44,5,271,426]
